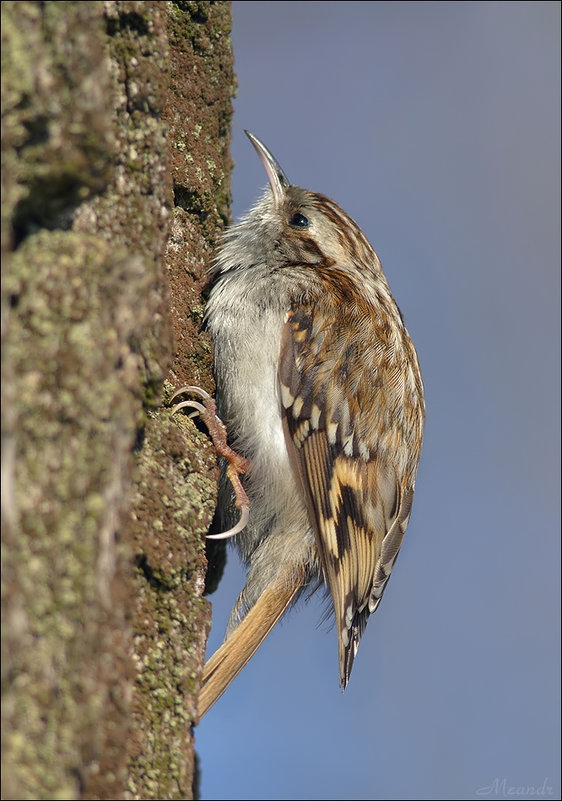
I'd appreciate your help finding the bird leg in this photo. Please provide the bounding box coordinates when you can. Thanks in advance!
[170,385,251,539]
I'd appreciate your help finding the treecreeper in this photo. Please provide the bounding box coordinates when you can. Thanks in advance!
[173,131,425,719]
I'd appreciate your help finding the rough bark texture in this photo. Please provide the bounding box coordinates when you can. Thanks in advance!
[1,2,235,798]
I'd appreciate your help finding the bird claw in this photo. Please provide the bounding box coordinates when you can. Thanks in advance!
[170,399,206,419]
[206,504,250,540]
[170,384,212,413]
[171,385,250,539]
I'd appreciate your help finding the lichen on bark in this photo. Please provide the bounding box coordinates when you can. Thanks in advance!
[1,2,235,798]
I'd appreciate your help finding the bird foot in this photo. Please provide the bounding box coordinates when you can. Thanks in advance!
[170,385,250,539]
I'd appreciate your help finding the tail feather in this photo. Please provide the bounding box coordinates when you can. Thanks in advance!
[341,605,370,689]
[198,566,304,718]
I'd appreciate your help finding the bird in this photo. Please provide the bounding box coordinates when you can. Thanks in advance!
[176,131,425,719]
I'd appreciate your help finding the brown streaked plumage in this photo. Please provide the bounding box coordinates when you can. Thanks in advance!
[191,131,425,717]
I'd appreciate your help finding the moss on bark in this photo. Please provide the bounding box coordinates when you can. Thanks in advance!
[1,2,234,798]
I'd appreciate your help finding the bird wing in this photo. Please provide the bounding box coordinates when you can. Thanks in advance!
[279,299,416,687]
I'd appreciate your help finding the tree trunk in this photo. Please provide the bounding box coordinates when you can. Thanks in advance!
[1,2,234,798]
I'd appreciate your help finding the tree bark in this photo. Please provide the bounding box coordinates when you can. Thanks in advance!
[1,2,234,798]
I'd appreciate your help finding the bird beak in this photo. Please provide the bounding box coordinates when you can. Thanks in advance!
[245,130,289,206]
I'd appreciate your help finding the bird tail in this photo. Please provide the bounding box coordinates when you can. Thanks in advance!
[198,565,304,719]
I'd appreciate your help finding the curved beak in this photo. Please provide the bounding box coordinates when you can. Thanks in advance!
[245,130,289,206]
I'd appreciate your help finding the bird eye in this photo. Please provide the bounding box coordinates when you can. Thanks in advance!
[288,212,309,229]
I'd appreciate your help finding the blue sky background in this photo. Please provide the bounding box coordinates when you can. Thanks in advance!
[196,3,561,799]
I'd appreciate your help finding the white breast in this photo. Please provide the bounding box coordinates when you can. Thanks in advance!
[205,269,310,556]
